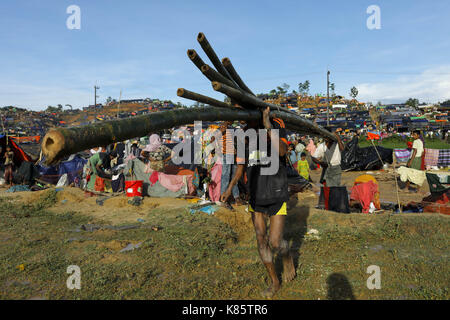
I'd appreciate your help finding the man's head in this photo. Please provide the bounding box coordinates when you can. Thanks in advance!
[219,121,231,133]
[6,146,11,152]
[301,152,306,160]
[412,130,421,140]
[324,137,334,148]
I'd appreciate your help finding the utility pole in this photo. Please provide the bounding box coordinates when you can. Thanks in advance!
[327,70,330,126]
[117,89,122,119]
[94,85,100,108]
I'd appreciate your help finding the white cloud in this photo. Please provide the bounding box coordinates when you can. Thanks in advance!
[356,65,450,104]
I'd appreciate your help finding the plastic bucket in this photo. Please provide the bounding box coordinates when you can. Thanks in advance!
[125,180,143,197]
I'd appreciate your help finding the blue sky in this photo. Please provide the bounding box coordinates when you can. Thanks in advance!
[1,0,450,110]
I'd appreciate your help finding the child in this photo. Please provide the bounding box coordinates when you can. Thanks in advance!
[297,152,310,181]
[4,146,14,186]
[288,143,298,167]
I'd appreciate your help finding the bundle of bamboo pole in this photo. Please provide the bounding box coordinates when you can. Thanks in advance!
[179,32,336,138]
[41,32,335,165]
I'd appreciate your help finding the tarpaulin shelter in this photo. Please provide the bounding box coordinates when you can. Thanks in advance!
[0,134,33,167]
[341,137,393,171]
[37,155,87,185]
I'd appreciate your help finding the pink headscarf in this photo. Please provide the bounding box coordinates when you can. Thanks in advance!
[306,139,316,155]
[144,134,162,152]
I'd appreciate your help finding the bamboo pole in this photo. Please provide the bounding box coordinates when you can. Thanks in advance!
[211,81,297,115]
[41,105,335,165]
[201,64,238,89]
[371,138,402,214]
[197,32,233,82]
[176,88,233,109]
[187,49,207,71]
[176,88,337,141]
[222,57,255,96]
[392,155,403,214]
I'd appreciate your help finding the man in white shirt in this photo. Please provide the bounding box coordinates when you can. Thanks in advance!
[312,129,345,187]
[295,139,305,155]
[407,130,424,171]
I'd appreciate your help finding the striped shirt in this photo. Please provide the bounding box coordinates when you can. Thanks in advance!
[222,130,235,155]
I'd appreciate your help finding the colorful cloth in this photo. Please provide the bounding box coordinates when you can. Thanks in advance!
[149,170,158,185]
[367,131,380,140]
[208,162,222,201]
[145,134,162,152]
[157,172,194,194]
[306,139,316,155]
[394,149,412,162]
[297,159,309,180]
[438,149,450,167]
[353,174,380,209]
[350,180,379,213]
[148,145,171,162]
[424,148,439,167]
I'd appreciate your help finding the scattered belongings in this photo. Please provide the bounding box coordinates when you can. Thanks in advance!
[72,223,162,233]
[349,174,380,213]
[189,203,219,215]
[96,196,112,206]
[119,242,143,253]
[73,224,141,233]
[305,228,320,240]
[318,186,350,213]
[397,166,426,187]
[6,185,31,192]
[128,196,143,206]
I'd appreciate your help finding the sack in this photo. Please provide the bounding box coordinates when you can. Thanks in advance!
[248,164,289,206]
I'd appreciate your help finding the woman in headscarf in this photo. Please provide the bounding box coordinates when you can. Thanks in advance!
[306,138,316,155]
[305,138,317,170]
[145,134,172,172]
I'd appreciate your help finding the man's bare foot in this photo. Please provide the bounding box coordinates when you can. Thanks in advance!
[282,253,296,283]
[261,282,281,298]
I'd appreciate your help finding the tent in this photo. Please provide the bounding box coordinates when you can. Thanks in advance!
[0,134,33,168]
[341,137,393,171]
[37,155,87,185]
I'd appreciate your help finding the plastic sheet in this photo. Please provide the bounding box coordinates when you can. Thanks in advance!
[341,137,393,171]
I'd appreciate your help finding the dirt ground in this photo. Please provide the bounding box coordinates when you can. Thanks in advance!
[0,169,448,300]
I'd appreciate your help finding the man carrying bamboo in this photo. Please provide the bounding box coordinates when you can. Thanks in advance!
[220,107,296,298]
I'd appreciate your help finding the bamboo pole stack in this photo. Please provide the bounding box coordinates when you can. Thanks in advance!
[41,32,335,165]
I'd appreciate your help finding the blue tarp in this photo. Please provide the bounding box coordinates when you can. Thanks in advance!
[37,155,87,185]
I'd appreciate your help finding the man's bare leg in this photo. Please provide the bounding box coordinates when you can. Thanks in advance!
[269,215,296,283]
[251,211,280,298]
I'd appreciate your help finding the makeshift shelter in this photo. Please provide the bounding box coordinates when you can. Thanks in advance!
[0,134,33,168]
[37,155,87,186]
[341,137,393,171]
